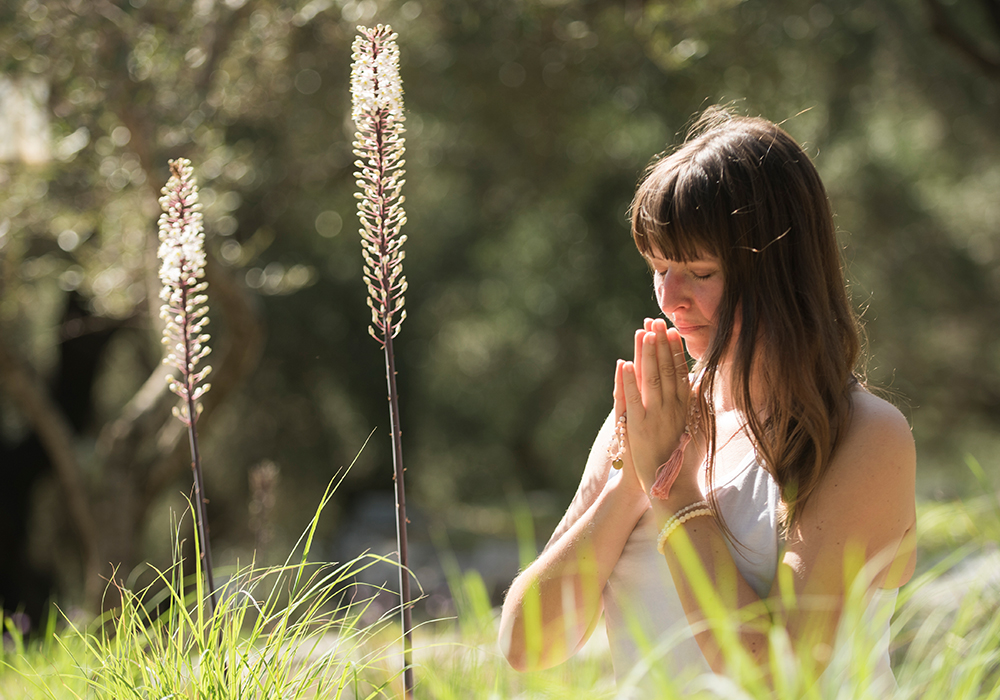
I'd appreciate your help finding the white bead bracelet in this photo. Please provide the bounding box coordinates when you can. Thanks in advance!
[656,500,714,555]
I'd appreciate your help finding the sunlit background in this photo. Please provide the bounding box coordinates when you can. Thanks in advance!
[1,0,998,626]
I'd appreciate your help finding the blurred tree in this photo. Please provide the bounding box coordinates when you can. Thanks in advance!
[925,0,1000,81]
[0,0,267,612]
[0,0,998,616]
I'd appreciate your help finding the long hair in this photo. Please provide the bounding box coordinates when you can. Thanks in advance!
[630,108,862,530]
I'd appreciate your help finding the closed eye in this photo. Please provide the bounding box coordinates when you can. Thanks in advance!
[650,259,718,281]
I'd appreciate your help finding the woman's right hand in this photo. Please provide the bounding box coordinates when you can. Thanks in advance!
[611,318,677,500]
[620,319,692,498]
[613,357,646,499]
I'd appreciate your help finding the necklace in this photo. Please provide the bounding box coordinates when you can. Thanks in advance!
[608,415,627,468]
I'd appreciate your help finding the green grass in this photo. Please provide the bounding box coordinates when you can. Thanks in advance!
[0,480,410,700]
[2,486,999,699]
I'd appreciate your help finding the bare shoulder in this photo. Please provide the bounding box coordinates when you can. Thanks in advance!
[831,388,915,485]
[790,388,916,582]
[809,388,915,515]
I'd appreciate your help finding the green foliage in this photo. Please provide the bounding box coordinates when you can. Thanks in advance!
[429,496,997,699]
[913,455,1000,572]
[2,479,409,699]
[1,4,998,696]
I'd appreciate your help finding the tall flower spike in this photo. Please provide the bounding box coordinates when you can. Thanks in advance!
[352,24,408,347]
[157,157,218,617]
[158,158,212,425]
[351,25,414,699]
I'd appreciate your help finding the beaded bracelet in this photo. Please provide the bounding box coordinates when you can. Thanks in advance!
[656,500,714,555]
[664,499,709,523]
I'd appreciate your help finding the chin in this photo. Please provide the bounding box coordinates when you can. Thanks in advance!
[683,343,706,362]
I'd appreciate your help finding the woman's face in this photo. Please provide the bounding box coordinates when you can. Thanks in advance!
[647,250,727,361]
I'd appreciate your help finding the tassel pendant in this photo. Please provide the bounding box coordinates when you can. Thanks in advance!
[650,378,702,499]
[650,431,691,499]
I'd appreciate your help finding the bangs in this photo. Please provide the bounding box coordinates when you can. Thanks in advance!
[630,156,725,263]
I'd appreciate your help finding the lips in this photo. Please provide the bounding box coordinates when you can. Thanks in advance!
[671,322,705,334]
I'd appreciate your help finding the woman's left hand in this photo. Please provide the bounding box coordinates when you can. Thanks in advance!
[618,318,692,497]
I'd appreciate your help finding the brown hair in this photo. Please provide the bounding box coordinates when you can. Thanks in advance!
[630,108,862,530]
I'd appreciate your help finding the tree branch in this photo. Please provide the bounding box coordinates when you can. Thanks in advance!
[195,1,257,98]
[925,0,1000,80]
[92,355,178,481]
[983,0,1000,40]
[0,336,99,584]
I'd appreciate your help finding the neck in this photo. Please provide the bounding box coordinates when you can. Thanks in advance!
[710,359,739,414]
[705,356,770,427]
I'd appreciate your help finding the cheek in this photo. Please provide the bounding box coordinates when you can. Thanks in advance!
[701,285,725,321]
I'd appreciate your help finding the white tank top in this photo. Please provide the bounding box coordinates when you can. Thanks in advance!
[602,451,897,696]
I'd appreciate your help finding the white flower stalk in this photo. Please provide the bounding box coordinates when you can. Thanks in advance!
[157,157,218,616]
[351,24,414,698]
[158,158,212,425]
[352,24,408,346]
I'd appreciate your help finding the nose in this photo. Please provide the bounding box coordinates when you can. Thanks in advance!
[655,268,690,316]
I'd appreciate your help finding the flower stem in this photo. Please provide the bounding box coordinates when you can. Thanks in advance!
[384,330,413,697]
[181,283,218,617]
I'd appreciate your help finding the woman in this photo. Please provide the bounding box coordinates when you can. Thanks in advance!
[498,109,916,694]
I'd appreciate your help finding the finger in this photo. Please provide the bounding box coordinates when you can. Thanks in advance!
[644,317,654,332]
[633,328,645,387]
[614,359,626,419]
[622,361,645,419]
[640,331,661,401]
[667,328,690,399]
[655,323,676,391]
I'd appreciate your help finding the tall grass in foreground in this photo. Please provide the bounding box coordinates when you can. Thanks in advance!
[1,478,412,700]
[1,492,998,699]
[415,492,1000,700]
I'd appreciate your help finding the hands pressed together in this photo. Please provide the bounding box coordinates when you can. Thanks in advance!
[613,318,698,502]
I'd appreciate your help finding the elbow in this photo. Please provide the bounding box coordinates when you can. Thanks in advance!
[497,607,530,672]
[498,572,597,672]
[501,640,531,673]
[498,575,542,672]
[497,598,559,672]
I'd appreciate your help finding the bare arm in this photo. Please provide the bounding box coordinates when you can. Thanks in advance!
[543,410,620,551]
[498,409,648,671]
[544,323,653,551]
[772,392,916,662]
[499,328,658,672]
